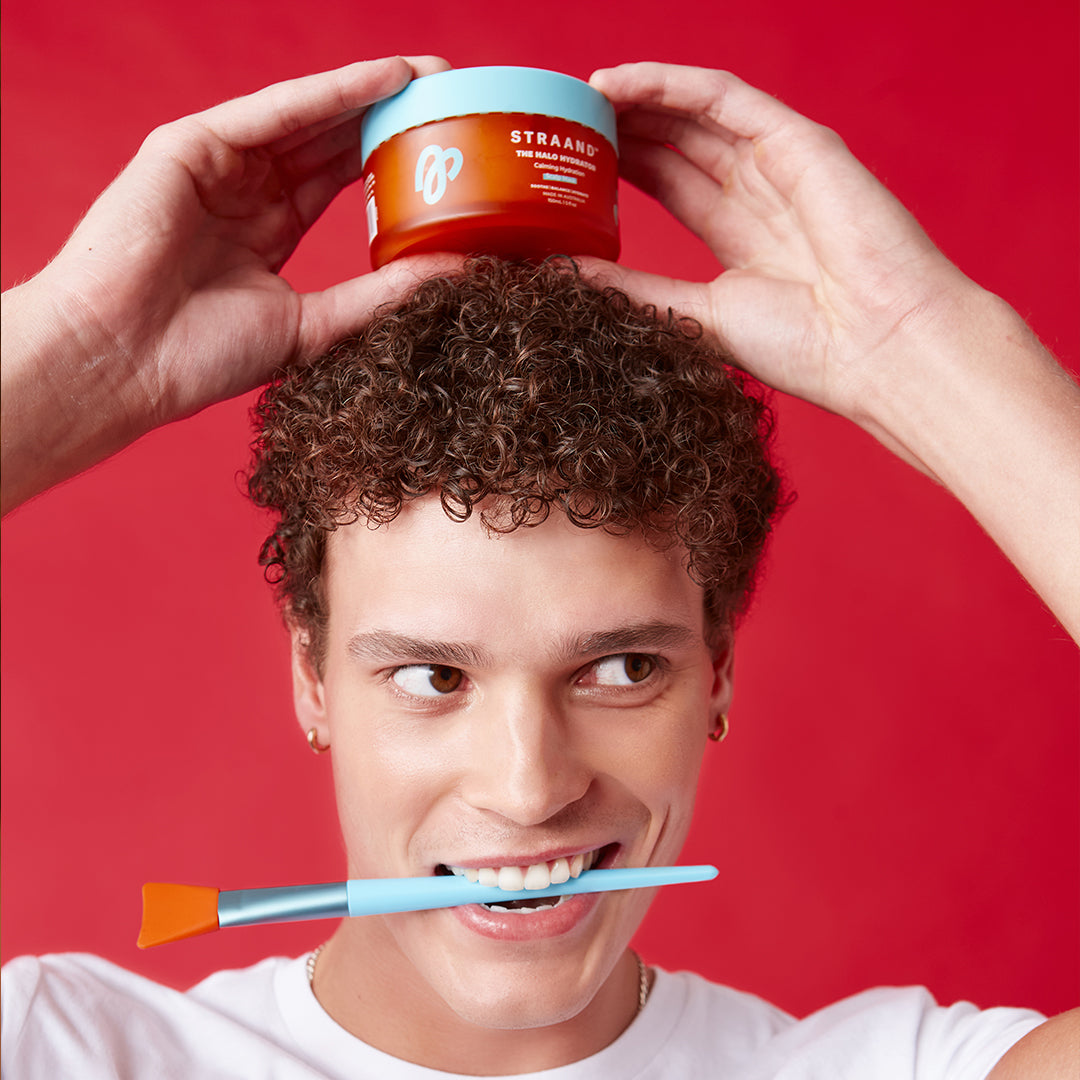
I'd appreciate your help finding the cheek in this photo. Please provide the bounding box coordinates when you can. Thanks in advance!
[642,667,713,778]
[641,713,707,813]
[641,727,707,864]
[588,725,705,826]
[617,684,711,839]
[325,685,457,869]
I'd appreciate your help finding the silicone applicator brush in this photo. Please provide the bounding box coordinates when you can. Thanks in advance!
[138,865,718,948]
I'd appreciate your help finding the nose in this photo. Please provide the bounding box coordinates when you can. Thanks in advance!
[461,688,591,826]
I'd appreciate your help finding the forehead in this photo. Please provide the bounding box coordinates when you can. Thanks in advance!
[322,496,707,652]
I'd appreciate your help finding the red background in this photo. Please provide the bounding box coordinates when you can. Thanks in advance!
[2,0,1077,1021]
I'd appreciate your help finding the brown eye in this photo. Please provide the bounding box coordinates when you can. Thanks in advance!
[591,653,657,686]
[429,666,463,693]
[623,654,654,683]
[391,665,464,697]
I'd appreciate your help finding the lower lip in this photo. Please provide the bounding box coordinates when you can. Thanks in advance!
[447,889,602,941]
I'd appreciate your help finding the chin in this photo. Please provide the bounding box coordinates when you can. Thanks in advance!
[443,974,599,1031]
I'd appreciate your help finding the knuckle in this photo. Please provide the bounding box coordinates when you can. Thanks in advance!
[138,116,206,161]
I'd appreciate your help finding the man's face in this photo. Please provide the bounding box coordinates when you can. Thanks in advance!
[293,495,732,1030]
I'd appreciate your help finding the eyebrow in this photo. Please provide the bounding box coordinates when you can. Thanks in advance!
[346,620,700,669]
[561,621,701,663]
[346,630,491,668]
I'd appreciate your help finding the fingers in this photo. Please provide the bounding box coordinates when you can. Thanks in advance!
[617,105,743,190]
[269,56,455,206]
[263,104,368,159]
[616,134,794,271]
[264,55,452,157]
[615,134,722,242]
[594,63,855,202]
[283,145,367,240]
[123,56,454,264]
[574,255,834,400]
[590,63,800,143]
[274,112,369,189]
[402,55,455,79]
[195,55,451,150]
[295,251,467,359]
[617,101,743,153]
[596,61,926,283]
[573,256,717,335]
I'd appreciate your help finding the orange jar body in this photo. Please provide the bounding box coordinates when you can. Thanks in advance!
[361,68,619,268]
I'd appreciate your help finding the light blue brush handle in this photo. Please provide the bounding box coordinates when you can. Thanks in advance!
[217,866,718,927]
[346,865,717,917]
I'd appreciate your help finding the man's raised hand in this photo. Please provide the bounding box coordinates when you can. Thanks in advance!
[584,62,972,433]
[584,61,1079,639]
[2,56,459,513]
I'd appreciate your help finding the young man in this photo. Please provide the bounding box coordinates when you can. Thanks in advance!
[2,58,1078,1076]
[241,258,781,1068]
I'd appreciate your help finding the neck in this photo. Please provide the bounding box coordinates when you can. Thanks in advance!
[311,918,643,1074]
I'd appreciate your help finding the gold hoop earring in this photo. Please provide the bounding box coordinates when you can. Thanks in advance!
[307,727,330,754]
[708,714,729,743]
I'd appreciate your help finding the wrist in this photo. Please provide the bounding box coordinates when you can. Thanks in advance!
[1,272,148,513]
[849,278,1040,471]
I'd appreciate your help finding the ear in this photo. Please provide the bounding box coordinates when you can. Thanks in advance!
[291,623,328,745]
[707,633,735,736]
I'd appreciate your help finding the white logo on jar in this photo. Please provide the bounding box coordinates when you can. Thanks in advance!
[415,144,463,205]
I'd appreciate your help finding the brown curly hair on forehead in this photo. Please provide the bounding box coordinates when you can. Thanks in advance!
[246,257,786,669]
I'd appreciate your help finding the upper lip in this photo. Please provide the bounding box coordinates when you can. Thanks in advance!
[436,842,617,870]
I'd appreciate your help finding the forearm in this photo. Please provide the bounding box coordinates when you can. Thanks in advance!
[1,274,147,515]
[856,282,1080,641]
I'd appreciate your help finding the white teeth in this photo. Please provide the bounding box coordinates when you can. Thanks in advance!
[498,866,525,891]
[523,862,551,890]
[443,847,604,894]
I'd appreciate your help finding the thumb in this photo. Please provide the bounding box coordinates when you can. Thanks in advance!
[575,257,731,350]
[295,252,468,360]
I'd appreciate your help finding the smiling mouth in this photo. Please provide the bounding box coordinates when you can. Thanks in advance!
[435,844,617,913]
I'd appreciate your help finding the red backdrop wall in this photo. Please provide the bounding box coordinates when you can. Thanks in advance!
[2,0,1077,1021]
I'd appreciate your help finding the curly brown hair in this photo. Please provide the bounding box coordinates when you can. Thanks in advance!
[247,258,785,668]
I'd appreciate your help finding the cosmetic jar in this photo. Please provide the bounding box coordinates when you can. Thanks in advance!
[361,66,619,267]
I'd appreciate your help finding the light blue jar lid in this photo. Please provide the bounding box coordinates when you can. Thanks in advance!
[361,66,618,168]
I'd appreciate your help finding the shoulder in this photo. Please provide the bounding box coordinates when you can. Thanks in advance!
[2,953,303,1080]
[648,970,1045,1079]
[3,952,180,1027]
[4,953,190,1077]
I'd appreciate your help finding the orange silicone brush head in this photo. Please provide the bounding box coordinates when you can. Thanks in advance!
[138,883,220,948]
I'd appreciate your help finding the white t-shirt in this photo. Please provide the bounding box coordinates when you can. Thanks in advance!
[1,953,1043,1079]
